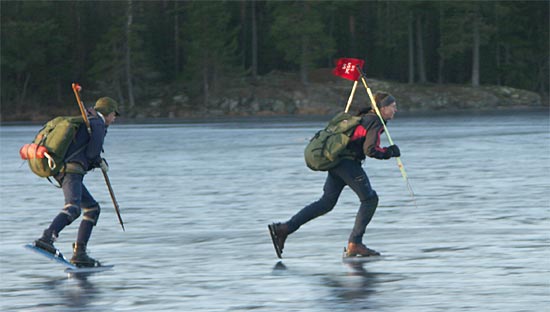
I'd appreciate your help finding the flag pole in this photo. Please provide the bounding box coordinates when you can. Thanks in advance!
[333,58,363,114]
[355,67,418,208]
[344,80,358,113]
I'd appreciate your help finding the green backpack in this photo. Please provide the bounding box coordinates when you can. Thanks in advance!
[19,116,85,177]
[304,112,362,171]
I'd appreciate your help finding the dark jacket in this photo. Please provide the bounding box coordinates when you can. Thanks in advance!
[64,115,106,171]
[346,111,389,161]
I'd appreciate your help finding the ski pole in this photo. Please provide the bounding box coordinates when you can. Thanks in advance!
[100,169,125,231]
[72,83,125,231]
[355,68,418,208]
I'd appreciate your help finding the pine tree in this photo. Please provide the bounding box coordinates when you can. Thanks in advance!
[181,1,240,105]
[269,1,335,85]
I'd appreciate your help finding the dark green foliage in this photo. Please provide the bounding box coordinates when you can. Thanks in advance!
[269,1,335,83]
[181,1,241,100]
[1,0,548,120]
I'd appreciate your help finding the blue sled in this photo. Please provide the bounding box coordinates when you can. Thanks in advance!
[24,244,113,274]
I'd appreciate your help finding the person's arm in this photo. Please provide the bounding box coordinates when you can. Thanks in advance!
[86,117,106,166]
[363,120,390,159]
[362,118,400,160]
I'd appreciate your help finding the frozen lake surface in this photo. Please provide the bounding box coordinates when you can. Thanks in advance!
[1,110,549,311]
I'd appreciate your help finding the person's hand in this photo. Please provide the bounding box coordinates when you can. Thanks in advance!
[383,145,400,159]
[100,158,109,172]
[388,144,400,157]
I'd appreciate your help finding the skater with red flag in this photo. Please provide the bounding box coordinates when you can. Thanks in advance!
[269,58,405,260]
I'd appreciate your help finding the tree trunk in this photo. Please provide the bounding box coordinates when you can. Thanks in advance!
[415,15,427,83]
[115,70,124,109]
[494,2,501,86]
[471,4,480,87]
[349,14,356,57]
[17,73,31,111]
[300,2,309,85]
[74,1,84,77]
[437,3,444,84]
[438,57,445,84]
[408,12,414,84]
[240,1,247,70]
[202,64,209,106]
[251,0,258,79]
[327,12,334,67]
[125,0,135,109]
[300,34,308,85]
[174,1,180,78]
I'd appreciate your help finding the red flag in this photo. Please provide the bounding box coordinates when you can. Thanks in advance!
[332,58,365,81]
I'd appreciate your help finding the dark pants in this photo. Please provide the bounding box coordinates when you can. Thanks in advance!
[47,171,100,245]
[287,159,379,244]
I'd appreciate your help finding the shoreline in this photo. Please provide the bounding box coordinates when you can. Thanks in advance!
[1,71,546,123]
[2,107,547,127]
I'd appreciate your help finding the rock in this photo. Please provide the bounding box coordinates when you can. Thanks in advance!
[173,94,189,106]
[149,99,162,108]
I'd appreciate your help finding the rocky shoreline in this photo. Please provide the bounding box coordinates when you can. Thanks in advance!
[2,69,546,122]
[141,69,545,119]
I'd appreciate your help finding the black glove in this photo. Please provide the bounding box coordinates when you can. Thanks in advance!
[382,148,392,159]
[383,145,400,159]
[388,144,400,157]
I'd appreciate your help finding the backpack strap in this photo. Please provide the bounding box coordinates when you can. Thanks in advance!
[46,176,62,188]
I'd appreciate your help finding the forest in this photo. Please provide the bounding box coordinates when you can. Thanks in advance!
[1,0,548,120]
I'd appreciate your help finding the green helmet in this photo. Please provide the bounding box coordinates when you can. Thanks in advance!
[94,97,120,116]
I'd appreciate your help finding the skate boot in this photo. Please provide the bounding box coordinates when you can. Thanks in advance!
[268,222,289,258]
[34,229,59,256]
[346,242,380,257]
[71,243,100,267]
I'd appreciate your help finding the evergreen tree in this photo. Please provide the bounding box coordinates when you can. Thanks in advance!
[181,1,240,105]
[1,0,548,120]
[495,1,549,93]
[87,1,150,116]
[269,1,335,84]
[1,1,68,112]
[438,2,493,86]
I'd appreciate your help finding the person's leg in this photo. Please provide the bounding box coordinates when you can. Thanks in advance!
[269,170,346,256]
[331,160,378,245]
[286,171,346,233]
[76,184,100,245]
[72,183,101,267]
[35,173,83,253]
[52,173,84,234]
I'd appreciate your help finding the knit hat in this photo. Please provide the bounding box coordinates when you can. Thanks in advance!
[379,95,396,107]
[373,91,396,109]
[94,97,120,116]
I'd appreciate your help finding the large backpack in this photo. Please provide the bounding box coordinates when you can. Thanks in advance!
[19,116,85,177]
[304,112,362,171]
